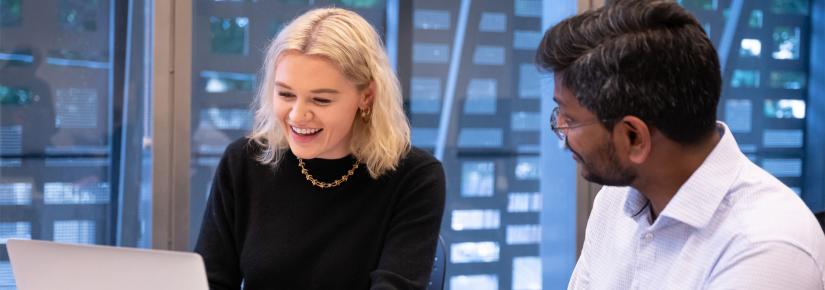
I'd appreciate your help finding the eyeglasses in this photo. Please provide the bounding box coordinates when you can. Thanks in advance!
[549,107,604,141]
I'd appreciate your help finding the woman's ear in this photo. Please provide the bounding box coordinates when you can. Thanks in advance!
[360,81,376,110]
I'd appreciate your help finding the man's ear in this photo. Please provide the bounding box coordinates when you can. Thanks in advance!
[360,81,376,110]
[614,116,652,164]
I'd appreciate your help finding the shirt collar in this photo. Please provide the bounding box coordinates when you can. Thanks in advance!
[655,122,745,229]
[623,187,649,218]
[621,122,745,228]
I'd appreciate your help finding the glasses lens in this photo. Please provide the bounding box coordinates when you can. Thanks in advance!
[550,107,564,140]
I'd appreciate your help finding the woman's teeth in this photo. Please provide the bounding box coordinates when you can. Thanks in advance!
[292,126,321,135]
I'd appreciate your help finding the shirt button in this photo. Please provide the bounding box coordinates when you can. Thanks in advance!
[643,233,654,241]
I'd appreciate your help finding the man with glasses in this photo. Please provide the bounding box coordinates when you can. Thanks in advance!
[537,0,825,288]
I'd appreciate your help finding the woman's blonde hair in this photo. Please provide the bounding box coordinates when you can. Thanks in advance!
[249,7,410,178]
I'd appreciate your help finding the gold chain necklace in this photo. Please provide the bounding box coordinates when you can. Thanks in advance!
[297,158,360,189]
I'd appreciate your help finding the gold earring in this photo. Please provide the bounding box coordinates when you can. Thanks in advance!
[360,107,371,122]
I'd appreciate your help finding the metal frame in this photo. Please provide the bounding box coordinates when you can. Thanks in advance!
[385,0,399,71]
[434,0,472,161]
[116,0,140,248]
[716,0,744,73]
[151,0,192,251]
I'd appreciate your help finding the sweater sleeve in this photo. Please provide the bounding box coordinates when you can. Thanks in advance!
[194,143,244,290]
[370,160,447,290]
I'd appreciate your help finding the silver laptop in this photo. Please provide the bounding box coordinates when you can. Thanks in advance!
[7,239,209,290]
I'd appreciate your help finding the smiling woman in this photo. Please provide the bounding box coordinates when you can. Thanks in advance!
[194,7,446,290]
[272,52,366,161]
[250,7,410,179]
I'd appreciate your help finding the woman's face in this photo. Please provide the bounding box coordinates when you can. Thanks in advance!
[273,52,368,159]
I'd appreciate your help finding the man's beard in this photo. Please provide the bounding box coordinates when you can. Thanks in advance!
[567,138,636,186]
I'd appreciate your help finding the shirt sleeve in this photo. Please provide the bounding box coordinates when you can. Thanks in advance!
[568,186,618,289]
[194,147,244,290]
[705,241,824,290]
[568,203,600,290]
[370,161,447,290]
[568,239,591,290]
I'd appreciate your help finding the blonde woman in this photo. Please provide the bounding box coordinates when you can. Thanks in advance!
[194,8,446,290]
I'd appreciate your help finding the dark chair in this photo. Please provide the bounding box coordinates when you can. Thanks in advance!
[427,235,447,290]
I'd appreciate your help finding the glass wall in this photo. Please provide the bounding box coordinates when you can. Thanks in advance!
[2,0,821,289]
[405,1,555,289]
[0,0,153,288]
[678,0,816,205]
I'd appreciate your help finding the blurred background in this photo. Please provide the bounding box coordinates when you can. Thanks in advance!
[0,0,822,289]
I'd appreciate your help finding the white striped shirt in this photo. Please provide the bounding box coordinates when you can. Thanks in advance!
[569,122,825,289]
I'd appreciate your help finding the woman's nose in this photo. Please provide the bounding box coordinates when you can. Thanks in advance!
[288,100,312,123]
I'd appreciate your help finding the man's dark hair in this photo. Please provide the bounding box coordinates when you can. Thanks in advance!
[536,0,721,144]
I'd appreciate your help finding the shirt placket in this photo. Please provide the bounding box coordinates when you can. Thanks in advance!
[631,227,657,289]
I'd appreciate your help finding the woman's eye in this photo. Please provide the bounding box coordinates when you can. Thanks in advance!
[278,92,296,99]
[313,98,331,104]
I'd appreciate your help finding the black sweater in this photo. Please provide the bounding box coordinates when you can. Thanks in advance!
[194,138,446,290]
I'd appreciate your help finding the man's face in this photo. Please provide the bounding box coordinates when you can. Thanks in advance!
[553,75,636,186]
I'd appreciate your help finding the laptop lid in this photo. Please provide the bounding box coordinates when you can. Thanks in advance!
[7,239,209,290]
